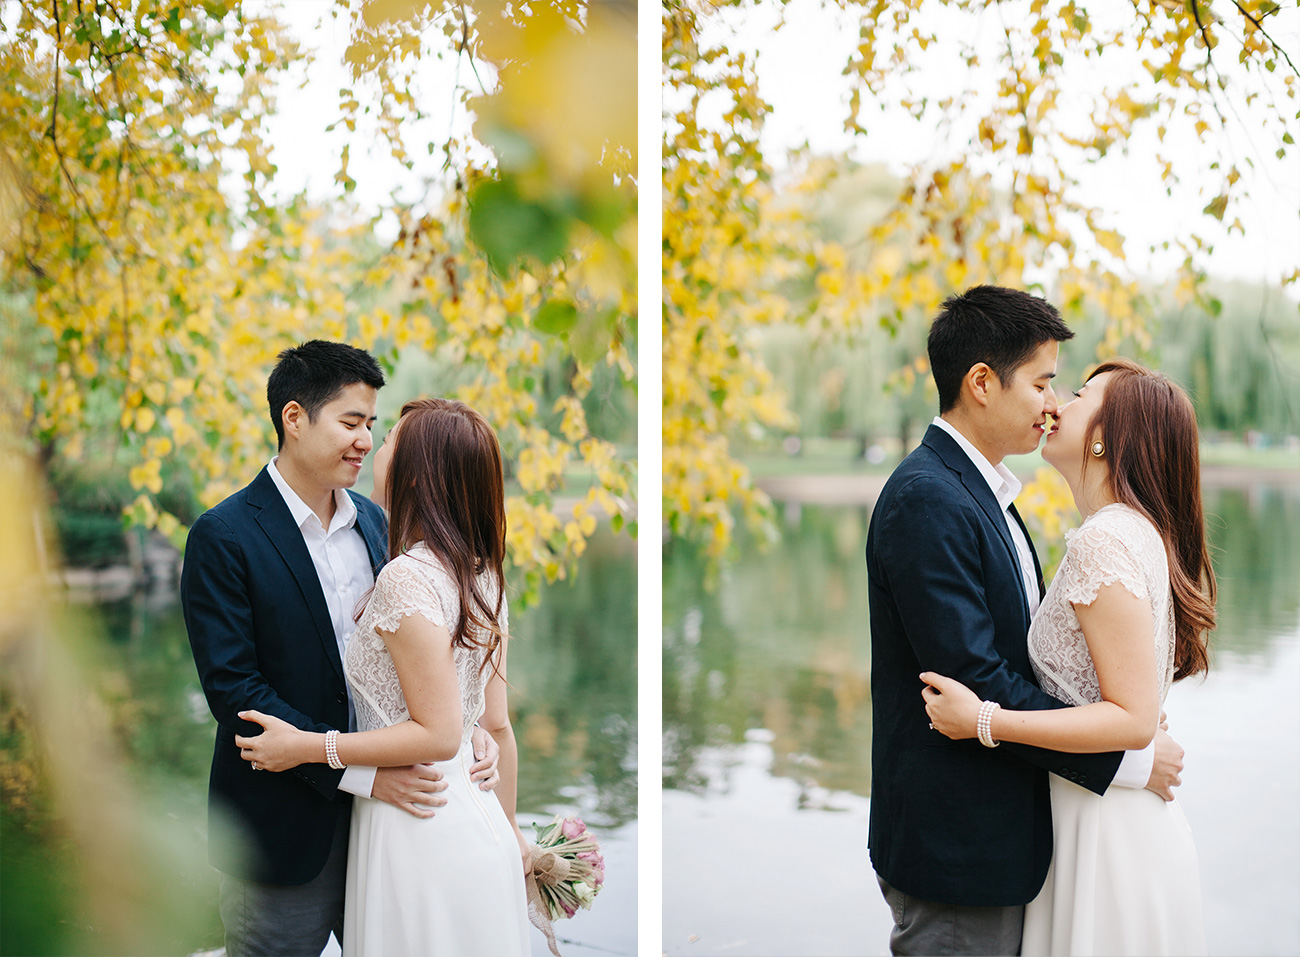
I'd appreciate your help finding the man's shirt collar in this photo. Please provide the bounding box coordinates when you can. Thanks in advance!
[267,457,358,533]
[931,416,1023,511]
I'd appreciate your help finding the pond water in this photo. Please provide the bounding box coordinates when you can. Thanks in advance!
[663,483,1300,956]
[1,529,636,957]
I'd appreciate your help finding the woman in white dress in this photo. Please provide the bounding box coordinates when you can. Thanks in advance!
[922,358,1217,957]
[234,397,531,956]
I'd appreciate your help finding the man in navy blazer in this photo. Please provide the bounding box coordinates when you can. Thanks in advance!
[865,287,1183,955]
[182,341,499,956]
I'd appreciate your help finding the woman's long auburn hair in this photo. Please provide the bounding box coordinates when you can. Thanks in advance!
[1082,358,1216,680]
[381,397,508,671]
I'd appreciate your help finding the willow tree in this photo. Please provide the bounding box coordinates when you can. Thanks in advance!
[662,0,1297,558]
[1,0,636,592]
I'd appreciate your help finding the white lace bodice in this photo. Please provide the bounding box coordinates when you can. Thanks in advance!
[344,543,506,742]
[1028,503,1176,707]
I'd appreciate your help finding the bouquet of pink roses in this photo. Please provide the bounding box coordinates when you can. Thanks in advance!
[525,815,605,956]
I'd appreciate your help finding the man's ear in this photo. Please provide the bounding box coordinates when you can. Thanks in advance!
[963,363,996,408]
[281,400,307,442]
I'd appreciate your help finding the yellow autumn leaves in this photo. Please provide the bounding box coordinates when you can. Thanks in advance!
[4,0,636,598]
[1018,467,1078,580]
[662,0,1296,562]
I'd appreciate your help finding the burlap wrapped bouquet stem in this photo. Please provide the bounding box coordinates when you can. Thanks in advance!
[526,847,573,956]
[533,848,575,885]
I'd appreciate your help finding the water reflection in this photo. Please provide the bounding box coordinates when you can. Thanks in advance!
[509,530,638,828]
[1204,485,1300,661]
[664,504,875,798]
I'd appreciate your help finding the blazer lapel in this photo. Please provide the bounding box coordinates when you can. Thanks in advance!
[922,426,1033,623]
[246,468,345,683]
[1008,502,1046,601]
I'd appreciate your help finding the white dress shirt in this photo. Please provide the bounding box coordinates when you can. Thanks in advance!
[932,417,1041,617]
[268,458,378,798]
[929,418,1154,788]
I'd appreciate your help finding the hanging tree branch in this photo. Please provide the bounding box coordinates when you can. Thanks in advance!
[1231,0,1300,78]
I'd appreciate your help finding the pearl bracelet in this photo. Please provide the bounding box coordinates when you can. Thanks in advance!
[325,729,346,770]
[977,700,1001,748]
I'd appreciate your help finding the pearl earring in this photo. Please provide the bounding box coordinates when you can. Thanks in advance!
[1091,440,1105,457]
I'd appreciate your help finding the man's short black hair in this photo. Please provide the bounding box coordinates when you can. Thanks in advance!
[266,340,385,448]
[927,286,1075,413]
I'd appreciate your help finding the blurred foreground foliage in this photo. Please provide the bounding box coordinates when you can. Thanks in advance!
[0,461,226,955]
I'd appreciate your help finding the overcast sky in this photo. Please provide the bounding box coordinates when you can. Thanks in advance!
[252,0,490,230]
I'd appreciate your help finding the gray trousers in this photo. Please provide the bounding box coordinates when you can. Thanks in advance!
[219,812,349,957]
[878,876,1024,956]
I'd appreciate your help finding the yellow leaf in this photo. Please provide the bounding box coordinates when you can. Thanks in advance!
[1095,229,1125,258]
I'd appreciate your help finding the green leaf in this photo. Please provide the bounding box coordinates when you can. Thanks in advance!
[468,177,571,275]
[572,307,619,365]
[475,123,539,171]
[534,299,579,335]
[575,187,633,239]
[1202,195,1228,221]
[610,513,624,533]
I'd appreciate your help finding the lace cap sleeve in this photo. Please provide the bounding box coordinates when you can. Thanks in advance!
[1061,515,1149,607]
[493,592,511,669]
[367,554,448,635]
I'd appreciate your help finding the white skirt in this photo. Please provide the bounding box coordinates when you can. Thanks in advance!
[1022,775,1206,957]
[342,739,530,957]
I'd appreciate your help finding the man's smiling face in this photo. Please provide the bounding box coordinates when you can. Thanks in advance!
[287,381,379,491]
[985,339,1061,460]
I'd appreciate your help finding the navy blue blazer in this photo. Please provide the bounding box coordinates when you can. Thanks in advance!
[865,425,1123,907]
[180,467,388,885]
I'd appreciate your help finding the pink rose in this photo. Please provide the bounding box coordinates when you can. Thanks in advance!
[577,850,605,884]
[561,817,587,841]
